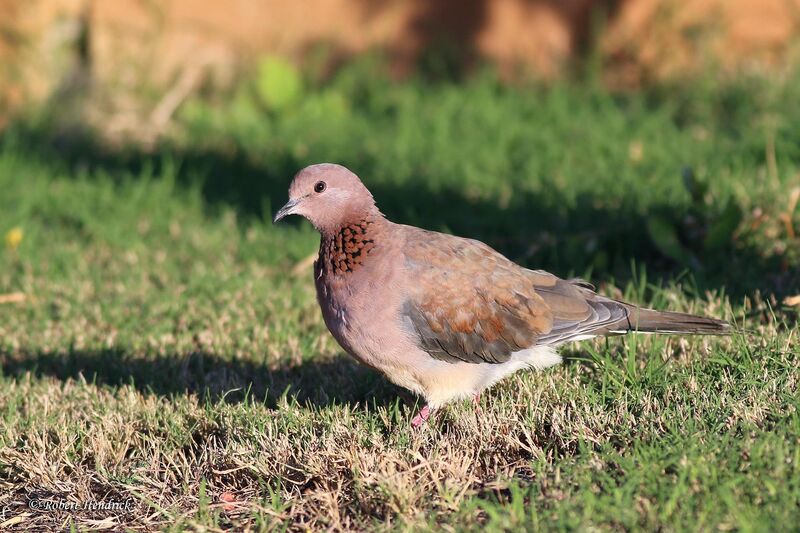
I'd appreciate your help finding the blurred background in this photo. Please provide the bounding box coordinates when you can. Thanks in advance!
[1,0,799,297]
[3,0,800,122]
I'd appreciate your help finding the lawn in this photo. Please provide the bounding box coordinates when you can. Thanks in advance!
[0,62,798,531]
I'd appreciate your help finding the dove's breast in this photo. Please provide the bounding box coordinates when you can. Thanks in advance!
[313,222,421,376]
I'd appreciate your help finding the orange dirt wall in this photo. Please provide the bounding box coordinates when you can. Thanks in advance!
[1,0,799,120]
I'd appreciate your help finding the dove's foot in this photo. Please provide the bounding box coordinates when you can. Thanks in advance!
[472,393,483,414]
[411,405,431,427]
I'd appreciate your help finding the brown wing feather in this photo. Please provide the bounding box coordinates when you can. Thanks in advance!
[533,277,631,344]
[400,229,565,364]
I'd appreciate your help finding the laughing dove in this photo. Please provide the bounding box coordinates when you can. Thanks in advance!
[274,164,729,426]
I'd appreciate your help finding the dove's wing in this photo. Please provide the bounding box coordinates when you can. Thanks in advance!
[399,227,631,364]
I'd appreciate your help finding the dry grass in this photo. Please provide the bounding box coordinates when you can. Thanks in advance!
[1,253,796,531]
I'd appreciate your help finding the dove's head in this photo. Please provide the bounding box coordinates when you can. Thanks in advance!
[273,163,379,234]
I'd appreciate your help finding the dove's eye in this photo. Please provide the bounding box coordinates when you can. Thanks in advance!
[314,181,326,193]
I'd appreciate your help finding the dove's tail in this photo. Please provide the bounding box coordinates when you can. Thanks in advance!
[611,306,731,335]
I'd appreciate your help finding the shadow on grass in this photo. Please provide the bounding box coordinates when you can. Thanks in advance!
[0,345,613,419]
[4,123,794,299]
[0,347,407,410]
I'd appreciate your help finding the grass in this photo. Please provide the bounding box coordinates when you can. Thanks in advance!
[0,61,798,530]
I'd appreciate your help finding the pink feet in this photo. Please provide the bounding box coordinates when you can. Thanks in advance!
[472,393,482,414]
[411,405,431,428]
[410,395,480,427]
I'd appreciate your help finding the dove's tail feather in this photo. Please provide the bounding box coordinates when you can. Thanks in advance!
[611,306,731,335]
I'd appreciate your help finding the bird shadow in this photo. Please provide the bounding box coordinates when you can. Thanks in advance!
[0,344,615,415]
[0,347,407,410]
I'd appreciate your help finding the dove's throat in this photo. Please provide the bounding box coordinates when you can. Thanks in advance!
[318,214,385,276]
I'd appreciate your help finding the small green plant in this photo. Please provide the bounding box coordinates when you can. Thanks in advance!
[255,55,303,111]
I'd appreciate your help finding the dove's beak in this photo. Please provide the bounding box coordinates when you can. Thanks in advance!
[273,198,301,223]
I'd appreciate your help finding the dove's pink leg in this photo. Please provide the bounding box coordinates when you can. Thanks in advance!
[472,393,483,414]
[411,405,431,427]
